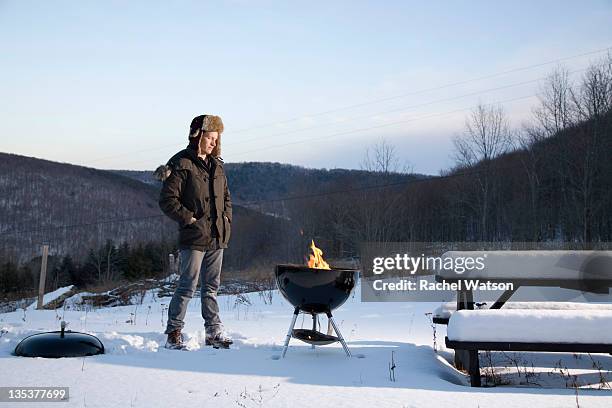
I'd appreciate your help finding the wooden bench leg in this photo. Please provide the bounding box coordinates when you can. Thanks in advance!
[468,349,481,387]
[454,289,475,371]
[455,349,469,371]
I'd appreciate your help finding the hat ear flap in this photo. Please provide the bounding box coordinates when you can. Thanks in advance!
[189,115,205,136]
[189,134,202,154]
[189,127,201,139]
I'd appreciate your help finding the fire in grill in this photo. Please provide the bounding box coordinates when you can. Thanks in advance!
[276,241,358,357]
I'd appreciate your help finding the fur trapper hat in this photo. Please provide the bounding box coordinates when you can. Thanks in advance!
[189,114,223,157]
[153,114,224,182]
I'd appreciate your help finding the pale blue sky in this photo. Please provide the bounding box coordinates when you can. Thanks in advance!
[1,1,611,174]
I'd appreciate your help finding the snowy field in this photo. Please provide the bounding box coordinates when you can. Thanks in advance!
[1,282,611,408]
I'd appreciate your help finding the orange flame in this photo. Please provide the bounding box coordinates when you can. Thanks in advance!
[307,240,331,270]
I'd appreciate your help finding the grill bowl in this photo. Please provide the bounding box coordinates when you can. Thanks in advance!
[275,264,358,314]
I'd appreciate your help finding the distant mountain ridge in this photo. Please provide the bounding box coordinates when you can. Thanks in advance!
[0,152,175,263]
[0,152,423,265]
[112,161,427,207]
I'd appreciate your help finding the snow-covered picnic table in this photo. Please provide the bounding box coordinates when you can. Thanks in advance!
[433,250,612,386]
[433,250,612,323]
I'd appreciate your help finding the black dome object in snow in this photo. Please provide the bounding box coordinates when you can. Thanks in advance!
[14,322,104,358]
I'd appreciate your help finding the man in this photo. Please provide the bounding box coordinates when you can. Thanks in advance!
[156,114,233,349]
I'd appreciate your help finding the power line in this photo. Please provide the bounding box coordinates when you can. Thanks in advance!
[110,64,590,169]
[89,90,539,170]
[84,47,610,167]
[223,69,587,149]
[117,68,578,170]
[229,94,538,158]
[228,46,611,134]
[3,52,605,237]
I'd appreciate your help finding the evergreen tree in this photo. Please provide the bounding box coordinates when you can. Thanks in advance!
[0,261,20,294]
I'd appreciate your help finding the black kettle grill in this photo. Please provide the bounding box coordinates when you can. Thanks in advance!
[275,264,358,357]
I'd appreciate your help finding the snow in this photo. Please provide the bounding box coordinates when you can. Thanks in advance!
[437,250,612,280]
[434,301,612,319]
[0,281,610,407]
[27,285,74,310]
[62,291,96,310]
[447,309,612,344]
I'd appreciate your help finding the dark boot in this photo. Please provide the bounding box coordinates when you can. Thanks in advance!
[165,329,186,350]
[205,330,233,349]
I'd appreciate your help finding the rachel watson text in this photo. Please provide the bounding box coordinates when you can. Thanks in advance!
[372,279,513,291]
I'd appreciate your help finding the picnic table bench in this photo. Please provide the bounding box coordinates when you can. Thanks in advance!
[444,309,612,386]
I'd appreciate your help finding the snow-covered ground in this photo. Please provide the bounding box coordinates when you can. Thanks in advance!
[1,283,611,408]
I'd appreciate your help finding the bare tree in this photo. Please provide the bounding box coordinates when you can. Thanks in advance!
[520,66,574,239]
[563,54,612,242]
[453,103,511,240]
[514,124,546,240]
[521,56,612,242]
[532,66,574,137]
[454,104,511,166]
[103,240,119,283]
[361,138,405,175]
[347,138,412,243]
[570,54,612,122]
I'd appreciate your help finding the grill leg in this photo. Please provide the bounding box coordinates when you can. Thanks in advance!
[327,311,351,357]
[311,314,317,350]
[281,307,299,358]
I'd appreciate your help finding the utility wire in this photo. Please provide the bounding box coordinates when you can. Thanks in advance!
[230,94,537,158]
[228,46,611,133]
[84,47,610,166]
[4,50,607,236]
[0,88,560,237]
[222,69,586,148]
[49,87,544,172]
[121,83,548,169]
[103,66,589,169]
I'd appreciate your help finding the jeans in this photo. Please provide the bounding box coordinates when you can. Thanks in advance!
[165,248,223,334]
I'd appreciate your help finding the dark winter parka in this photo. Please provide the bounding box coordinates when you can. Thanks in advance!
[158,147,232,250]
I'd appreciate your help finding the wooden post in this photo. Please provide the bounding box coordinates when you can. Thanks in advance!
[36,244,49,310]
